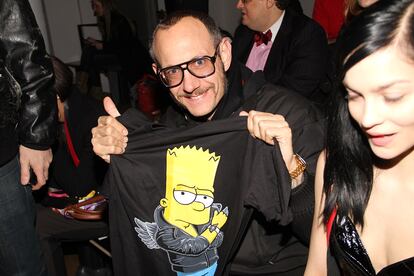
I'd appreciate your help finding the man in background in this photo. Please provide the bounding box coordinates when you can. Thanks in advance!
[0,0,56,275]
[232,0,329,105]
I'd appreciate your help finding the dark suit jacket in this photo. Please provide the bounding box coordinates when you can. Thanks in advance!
[49,88,107,198]
[232,9,329,104]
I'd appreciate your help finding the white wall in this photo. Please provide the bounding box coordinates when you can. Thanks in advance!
[37,0,98,63]
[116,0,158,46]
[28,0,52,52]
[157,0,165,11]
[154,0,240,37]
[210,0,240,36]
[301,0,315,17]
[209,0,315,38]
[36,0,315,64]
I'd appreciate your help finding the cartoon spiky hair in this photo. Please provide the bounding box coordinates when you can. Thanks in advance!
[165,146,221,194]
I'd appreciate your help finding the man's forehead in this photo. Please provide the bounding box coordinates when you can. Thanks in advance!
[154,17,215,66]
[157,17,207,38]
[242,0,261,5]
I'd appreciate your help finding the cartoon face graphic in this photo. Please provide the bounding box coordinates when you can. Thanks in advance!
[134,146,228,275]
[161,146,220,232]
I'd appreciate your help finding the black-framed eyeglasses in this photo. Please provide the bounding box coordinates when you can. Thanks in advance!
[157,47,219,88]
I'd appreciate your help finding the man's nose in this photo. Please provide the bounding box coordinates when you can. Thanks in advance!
[182,69,200,94]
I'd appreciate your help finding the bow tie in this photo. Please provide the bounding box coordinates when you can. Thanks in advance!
[254,30,272,46]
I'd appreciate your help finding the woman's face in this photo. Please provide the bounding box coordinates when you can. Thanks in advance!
[358,0,378,8]
[344,46,414,161]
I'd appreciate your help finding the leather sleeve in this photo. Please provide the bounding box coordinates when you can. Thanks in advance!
[0,0,56,150]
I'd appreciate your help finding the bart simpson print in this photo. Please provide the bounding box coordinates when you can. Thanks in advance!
[134,146,229,276]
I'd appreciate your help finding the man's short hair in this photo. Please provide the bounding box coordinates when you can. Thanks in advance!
[149,10,223,64]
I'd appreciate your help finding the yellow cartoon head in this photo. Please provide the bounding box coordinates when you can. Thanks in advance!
[160,146,221,232]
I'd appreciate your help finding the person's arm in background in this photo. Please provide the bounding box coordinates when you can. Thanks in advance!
[1,0,56,189]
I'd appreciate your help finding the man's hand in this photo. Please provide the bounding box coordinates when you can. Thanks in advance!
[19,145,53,190]
[240,110,296,172]
[91,97,128,163]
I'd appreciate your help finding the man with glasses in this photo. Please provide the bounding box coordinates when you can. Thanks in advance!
[1,1,56,275]
[157,46,219,89]
[92,10,324,275]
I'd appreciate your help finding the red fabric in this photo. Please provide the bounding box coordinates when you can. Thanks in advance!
[136,74,161,119]
[63,119,80,167]
[313,0,345,40]
[326,206,337,247]
[254,30,272,46]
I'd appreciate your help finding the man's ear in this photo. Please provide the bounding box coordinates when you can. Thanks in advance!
[267,0,277,9]
[219,37,232,71]
[152,63,158,75]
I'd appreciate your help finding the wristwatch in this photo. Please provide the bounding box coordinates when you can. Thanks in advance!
[289,154,307,179]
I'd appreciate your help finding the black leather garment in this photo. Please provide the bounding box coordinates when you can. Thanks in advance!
[0,0,56,153]
[330,216,414,275]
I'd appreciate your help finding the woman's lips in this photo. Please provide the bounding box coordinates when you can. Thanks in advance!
[368,133,395,147]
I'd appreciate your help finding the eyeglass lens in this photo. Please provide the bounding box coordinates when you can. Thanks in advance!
[159,56,216,88]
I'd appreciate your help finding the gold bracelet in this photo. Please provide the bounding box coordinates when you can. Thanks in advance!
[289,154,307,179]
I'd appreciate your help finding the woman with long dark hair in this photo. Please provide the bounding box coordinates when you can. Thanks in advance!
[305,0,414,275]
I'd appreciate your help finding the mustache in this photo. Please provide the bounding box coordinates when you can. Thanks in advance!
[178,86,212,98]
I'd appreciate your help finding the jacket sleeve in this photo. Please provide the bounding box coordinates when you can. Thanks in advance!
[0,0,56,150]
[288,107,325,245]
[272,17,329,99]
[254,83,326,245]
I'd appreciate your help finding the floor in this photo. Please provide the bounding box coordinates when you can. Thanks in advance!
[63,240,112,276]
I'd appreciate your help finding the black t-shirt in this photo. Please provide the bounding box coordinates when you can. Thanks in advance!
[105,112,292,276]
